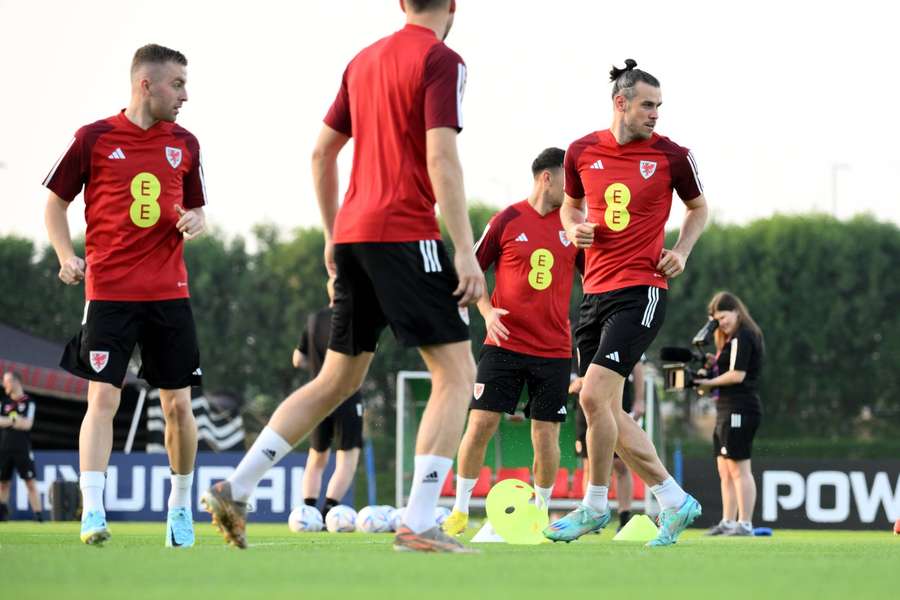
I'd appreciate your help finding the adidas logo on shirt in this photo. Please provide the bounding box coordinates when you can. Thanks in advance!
[589,159,604,170]
[108,148,126,160]
[423,471,439,483]
[515,233,528,242]
[262,448,276,460]
[605,351,620,363]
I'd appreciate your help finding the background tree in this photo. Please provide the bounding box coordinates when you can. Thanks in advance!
[3,212,897,448]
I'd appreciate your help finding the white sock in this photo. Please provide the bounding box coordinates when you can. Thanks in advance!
[228,427,293,502]
[453,476,478,514]
[534,485,553,509]
[583,484,608,513]
[168,472,194,510]
[80,471,106,515]
[722,518,737,527]
[404,455,453,533]
[651,477,688,511]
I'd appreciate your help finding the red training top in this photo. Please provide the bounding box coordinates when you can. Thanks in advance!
[475,200,583,358]
[325,24,467,243]
[43,111,207,301]
[564,130,702,294]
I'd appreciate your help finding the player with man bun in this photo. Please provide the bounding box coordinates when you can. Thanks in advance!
[545,59,708,547]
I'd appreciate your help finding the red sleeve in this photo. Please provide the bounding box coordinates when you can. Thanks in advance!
[671,148,703,202]
[423,44,466,132]
[474,220,502,271]
[474,207,519,271]
[181,133,207,209]
[43,129,89,202]
[43,120,114,202]
[564,142,586,199]
[324,67,352,137]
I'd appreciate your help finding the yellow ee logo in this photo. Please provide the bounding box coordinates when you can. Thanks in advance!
[129,172,161,228]
[528,248,554,291]
[604,182,632,232]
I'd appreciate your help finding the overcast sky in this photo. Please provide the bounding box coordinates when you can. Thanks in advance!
[2,0,898,246]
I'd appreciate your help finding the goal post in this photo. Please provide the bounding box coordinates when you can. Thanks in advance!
[395,371,431,508]
[395,369,662,512]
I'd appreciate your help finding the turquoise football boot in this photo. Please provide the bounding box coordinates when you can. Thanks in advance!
[646,494,702,547]
[80,510,111,546]
[543,504,611,542]
[165,507,195,548]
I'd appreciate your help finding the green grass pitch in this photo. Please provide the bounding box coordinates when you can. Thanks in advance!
[3,521,898,600]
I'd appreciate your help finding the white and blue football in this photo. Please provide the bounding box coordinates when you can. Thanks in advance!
[288,505,324,532]
[434,505,452,527]
[388,506,405,532]
[355,505,392,533]
[325,504,358,533]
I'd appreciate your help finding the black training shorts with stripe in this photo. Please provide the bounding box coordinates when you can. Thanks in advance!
[713,409,761,460]
[471,346,571,423]
[61,299,202,389]
[576,285,666,377]
[309,392,364,452]
[0,451,36,481]
[329,241,470,355]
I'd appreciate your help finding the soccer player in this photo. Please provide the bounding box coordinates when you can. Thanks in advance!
[545,59,708,546]
[43,44,207,546]
[293,280,364,517]
[442,148,583,535]
[0,372,42,522]
[202,0,484,553]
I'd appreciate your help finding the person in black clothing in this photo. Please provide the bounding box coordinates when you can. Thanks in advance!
[0,371,43,521]
[292,280,364,516]
[695,292,764,536]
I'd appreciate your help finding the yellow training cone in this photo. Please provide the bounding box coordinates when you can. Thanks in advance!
[484,479,549,545]
[612,514,659,542]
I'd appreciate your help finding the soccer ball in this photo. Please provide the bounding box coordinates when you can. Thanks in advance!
[355,505,392,533]
[434,506,451,527]
[325,505,358,533]
[288,505,323,532]
[388,506,405,531]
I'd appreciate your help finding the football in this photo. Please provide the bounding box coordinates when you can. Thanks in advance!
[434,506,451,527]
[355,505,392,533]
[388,506,405,531]
[288,505,323,532]
[325,505,358,533]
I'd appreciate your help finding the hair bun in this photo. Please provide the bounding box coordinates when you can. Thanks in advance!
[609,59,639,82]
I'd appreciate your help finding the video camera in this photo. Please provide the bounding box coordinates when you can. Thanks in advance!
[660,319,718,391]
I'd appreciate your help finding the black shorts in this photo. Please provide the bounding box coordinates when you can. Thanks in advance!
[0,450,36,481]
[471,346,570,423]
[309,392,364,452]
[329,242,470,355]
[61,299,201,389]
[576,286,666,377]
[713,410,761,460]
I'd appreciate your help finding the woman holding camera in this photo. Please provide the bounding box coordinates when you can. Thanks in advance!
[695,292,764,536]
